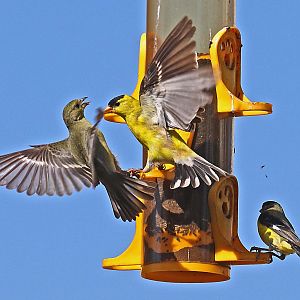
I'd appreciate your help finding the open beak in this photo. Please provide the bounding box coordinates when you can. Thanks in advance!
[80,97,90,109]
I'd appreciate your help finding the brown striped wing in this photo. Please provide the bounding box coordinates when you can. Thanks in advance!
[0,140,92,196]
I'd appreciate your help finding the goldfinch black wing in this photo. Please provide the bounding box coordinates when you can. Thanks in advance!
[139,16,215,131]
[0,140,92,196]
[260,212,300,247]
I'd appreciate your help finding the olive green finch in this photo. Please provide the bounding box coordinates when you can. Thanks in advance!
[0,97,156,222]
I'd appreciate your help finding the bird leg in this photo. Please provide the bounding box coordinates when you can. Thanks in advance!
[127,168,143,179]
[250,246,274,262]
[250,246,286,261]
[127,158,155,179]
[142,157,154,173]
[271,252,286,260]
[250,246,270,252]
[127,159,165,179]
[157,164,166,170]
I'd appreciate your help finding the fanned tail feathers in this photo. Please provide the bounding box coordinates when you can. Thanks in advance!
[105,173,156,222]
[171,156,227,189]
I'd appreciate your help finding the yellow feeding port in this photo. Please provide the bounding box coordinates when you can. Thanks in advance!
[210,27,272,117]
[102,213,143,270]
[209,176,271,265]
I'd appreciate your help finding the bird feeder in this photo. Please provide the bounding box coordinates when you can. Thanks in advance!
[103,0,273,283]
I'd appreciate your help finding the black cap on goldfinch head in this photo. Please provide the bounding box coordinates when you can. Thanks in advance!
[108,95,125,107]
[260,201,283,213]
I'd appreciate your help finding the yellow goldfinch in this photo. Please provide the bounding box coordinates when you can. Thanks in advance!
[251,201,300,260]
[105,16,227,189]
[0,98,156,222]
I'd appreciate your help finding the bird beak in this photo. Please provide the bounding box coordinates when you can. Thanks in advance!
[81,101,90,109]
[80,97,90,109]
[103,106,126,123]
[104,106,114,114]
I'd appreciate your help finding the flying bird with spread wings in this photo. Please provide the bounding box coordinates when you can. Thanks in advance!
[0,97,156,222]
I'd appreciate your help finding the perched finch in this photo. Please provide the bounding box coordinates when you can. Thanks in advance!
[251,201,300,260]
[105,16,227,189]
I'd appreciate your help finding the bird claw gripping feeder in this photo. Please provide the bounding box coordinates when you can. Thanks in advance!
[103,0,273,282]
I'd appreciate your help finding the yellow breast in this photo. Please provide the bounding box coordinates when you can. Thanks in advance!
[258,223,294,255]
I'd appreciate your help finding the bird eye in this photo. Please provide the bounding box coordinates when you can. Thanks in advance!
[115,102,120,107]
[74,103,80,109]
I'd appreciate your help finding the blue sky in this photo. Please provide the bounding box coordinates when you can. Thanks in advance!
[0,1,299,299]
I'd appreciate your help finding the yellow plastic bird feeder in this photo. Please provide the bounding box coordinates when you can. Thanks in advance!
[103,0,272,283]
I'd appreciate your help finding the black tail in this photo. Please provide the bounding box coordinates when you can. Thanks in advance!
[105,172,156,222]
[171,156,227,189]
[291,244,300,257]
